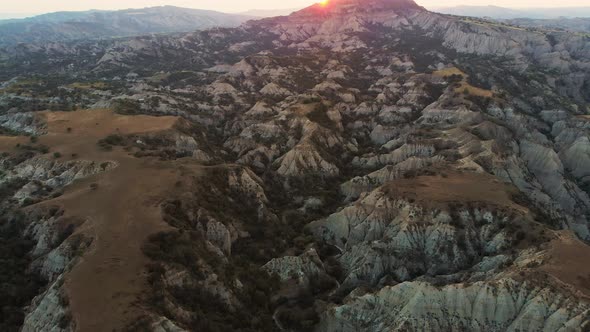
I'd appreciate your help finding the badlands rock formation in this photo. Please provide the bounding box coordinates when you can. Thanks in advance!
[1,0,590,331]
[319,279,590,332]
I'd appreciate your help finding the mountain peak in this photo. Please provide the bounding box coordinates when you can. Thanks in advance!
[248,0,427,41]
[313,0,422,11]
[290,0,424,18]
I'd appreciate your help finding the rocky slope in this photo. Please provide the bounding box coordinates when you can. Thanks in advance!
[319,278,590,332]
[1,0,590,331]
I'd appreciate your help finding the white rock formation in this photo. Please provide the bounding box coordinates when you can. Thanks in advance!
[319,278,590,332]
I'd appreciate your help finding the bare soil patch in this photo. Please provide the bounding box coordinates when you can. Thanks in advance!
[541,231,590,299]
[21,109,204,331]
[433,67,494,98]
[382,170,526,212]
[42,109,178,137]
[0,135,28,152]
[39,109,179,161]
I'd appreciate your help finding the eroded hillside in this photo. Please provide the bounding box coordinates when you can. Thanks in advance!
[1,0,589,331]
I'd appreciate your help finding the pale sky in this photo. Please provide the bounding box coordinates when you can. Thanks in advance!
[0,0,588,15]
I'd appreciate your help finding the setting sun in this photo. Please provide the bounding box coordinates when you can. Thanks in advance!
[319,0,329,6]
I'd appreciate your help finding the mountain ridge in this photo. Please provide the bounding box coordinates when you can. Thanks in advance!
[434,5,590,19]
[0,6,255,47]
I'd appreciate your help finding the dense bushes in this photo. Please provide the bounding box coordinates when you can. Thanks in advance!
[143,231,212,279]
[139,165,354,331]
[306,103,337,130]
[140,166,306,331]
[0,212,46,332]
[97,134,125,150]
[0,178,28,202]
[15,143,50,154]
[143,230,280,332]
[113,99,141,115]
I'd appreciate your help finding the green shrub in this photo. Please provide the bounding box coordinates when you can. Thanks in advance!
[101,134,125,145]
[306,103,336,130]
[113,99,141,115]
[39,145,50,154]
[22,197,37,206]
[98,134,125,150]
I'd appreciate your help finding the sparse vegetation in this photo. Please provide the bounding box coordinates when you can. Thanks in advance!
[434,66,494,98]
[16,144,49,154]
[67,82,109,90]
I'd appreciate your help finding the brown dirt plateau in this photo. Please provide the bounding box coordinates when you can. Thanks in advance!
[381,170,527,213]
[41,109,179,161]
[10,109,207,331]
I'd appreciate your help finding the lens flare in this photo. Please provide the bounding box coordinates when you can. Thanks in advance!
[319,0,329,6]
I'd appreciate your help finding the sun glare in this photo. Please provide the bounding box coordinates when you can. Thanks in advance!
[319,0,329,6]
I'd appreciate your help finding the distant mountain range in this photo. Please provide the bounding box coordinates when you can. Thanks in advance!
[239,8,300,17]
[2,4,589,48]
[430,5,590,33]
[0,13,38,20]
[503,17,590,33]
[0,6,254,47]
[433,5,590,19]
